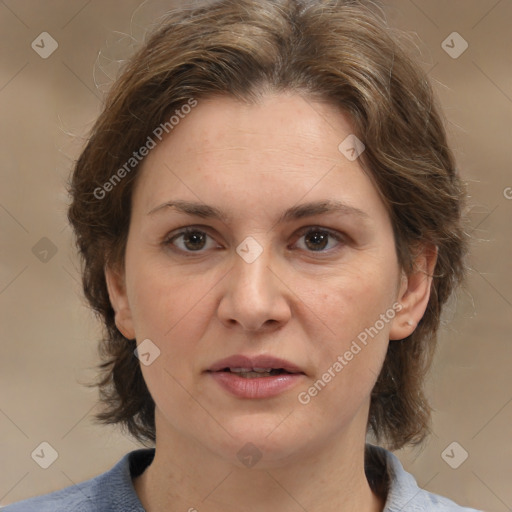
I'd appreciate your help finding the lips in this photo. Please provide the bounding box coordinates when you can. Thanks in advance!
[206,354,305,376]
[206,354,306,398]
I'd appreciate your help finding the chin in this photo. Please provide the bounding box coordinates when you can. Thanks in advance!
[208,413,319,469]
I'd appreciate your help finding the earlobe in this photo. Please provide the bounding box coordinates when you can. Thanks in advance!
[105,264,136,340]
[389,244,438,341]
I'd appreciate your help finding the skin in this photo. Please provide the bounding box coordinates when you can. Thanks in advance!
[106,92,436,512]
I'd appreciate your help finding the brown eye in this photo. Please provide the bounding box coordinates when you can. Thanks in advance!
[304,230,329,251]
[294,227,344,253]
[182,231,207,251]
[166,228,218,253]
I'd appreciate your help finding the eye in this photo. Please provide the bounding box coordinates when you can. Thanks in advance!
[293,227,345,253]
[164,225,345,254]
[164,227,221,253]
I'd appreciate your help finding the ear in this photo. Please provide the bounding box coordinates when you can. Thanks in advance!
[389,244,438,341]
[105,264,136,340]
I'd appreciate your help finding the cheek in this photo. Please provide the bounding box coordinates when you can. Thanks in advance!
[125,254,213,339]
[300,258,398,388]
[308,262,398,337]
[129,265,216,410]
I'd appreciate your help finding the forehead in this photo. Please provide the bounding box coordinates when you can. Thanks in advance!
[132,93,389,225]
[163,93,354,164]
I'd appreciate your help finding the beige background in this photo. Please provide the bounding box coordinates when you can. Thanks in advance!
[0,1,511,510]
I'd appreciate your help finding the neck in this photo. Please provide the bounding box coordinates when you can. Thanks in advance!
[134,412,385,512]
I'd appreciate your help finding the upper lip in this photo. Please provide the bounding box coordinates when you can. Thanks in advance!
[206,355,305,374]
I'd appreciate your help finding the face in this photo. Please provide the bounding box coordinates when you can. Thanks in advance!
[106,93,433,467]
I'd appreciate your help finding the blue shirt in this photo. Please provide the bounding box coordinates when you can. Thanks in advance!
[1,445,482,511]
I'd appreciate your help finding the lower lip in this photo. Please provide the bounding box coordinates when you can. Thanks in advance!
[207,371,304,399]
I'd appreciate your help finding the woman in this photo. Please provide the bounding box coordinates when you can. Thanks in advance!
[4,0,482,510]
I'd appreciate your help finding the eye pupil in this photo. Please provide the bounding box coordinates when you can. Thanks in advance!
[305,231,328,251]
[184,231,206,250]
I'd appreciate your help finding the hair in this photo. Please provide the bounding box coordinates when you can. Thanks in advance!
[68,0,468,450]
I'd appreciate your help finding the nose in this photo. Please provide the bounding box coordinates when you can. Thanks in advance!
[217,243,292,332]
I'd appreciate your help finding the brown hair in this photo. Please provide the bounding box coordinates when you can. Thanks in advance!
[68,0,468,450]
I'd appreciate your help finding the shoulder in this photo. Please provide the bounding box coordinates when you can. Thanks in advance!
[1,449,154,512]
[366,444,483,512]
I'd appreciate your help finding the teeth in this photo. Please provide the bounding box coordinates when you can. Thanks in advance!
[235,371,274,378]
[229,367,273,373]
[226,368,287,378]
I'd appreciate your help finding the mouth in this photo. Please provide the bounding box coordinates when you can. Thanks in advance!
[211,367,299,378]
[206,354,305,376]
[205,355,306,398]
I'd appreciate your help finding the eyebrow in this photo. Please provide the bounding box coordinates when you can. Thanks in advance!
[147,199,369,223]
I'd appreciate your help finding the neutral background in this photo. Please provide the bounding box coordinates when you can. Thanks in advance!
[0,1,510,510]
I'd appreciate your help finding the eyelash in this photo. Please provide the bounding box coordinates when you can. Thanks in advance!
[163,225,346,255]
